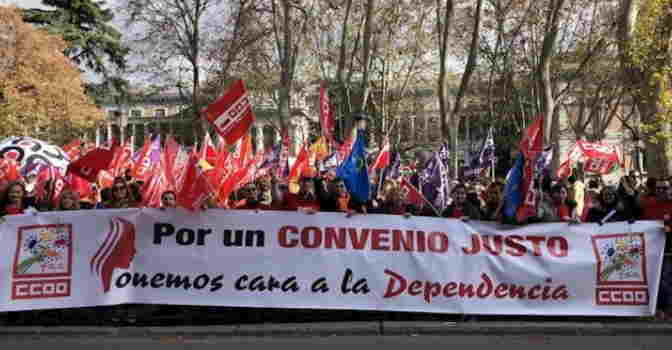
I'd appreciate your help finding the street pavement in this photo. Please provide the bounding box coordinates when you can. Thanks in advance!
[0,334,671,350]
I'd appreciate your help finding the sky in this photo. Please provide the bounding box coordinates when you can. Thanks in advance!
[1,0,47,8]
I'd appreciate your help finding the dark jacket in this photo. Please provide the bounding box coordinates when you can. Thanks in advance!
[441,202,482,220]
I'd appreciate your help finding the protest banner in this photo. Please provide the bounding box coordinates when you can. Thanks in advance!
[0,210,665,316]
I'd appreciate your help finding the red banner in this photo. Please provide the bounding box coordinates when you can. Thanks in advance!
[67,147,115,183]
[202,80,255,146]
[320,84,335,144]
[577,141,620,174]
[519,114,544,159]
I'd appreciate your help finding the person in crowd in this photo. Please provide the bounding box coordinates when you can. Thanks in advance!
[56,189,81,211]
[232,184,262,210]
[160,190,177,209]
[284,177,321,213]
[537,183,578,223]
[257,176,281,210]
[442,184,481,220]
[639,178,672,220]
[568,174,585,218]
[481,182,504,221]
[585,186,636,224]
[319,177,366,215]
[100,177,139,209]
[370,180,412,217]
[0,181,36,216]
[643,177,657,200]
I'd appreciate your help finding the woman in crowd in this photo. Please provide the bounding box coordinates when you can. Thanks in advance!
[481,182,503,221]
[160,190,177,209]
[0,181,35,217]
[371,180,413,217]
[100,177,139,209]
[537,183,577,222]
[585,186,635,224]
[442,184,481,220]
[56,189,81,211]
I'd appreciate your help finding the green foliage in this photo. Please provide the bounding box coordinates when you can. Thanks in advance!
[22,0,128,77]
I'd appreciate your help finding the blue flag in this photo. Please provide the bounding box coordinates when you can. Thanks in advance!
[336,130,370,202]
[502,153,525,220]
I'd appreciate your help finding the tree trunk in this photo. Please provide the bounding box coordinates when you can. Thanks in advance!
[436,0,455,141]
[449,0,483,174]
[358,0,376,113]
[538,0,566,172]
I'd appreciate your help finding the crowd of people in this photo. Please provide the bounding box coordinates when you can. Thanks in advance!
[1,158,672,323]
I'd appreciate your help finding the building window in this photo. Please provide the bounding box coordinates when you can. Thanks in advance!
[154,109,166,118]
[131,109,143,118]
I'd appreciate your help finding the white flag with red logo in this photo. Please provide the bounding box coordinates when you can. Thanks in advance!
[577,141,620,174]
[202,80,255,146]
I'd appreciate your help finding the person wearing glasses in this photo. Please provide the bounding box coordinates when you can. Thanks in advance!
[318,177,365,216]
[99,177,140,209]
[232,184,263,210]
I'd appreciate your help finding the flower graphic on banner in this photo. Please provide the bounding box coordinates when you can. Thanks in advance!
[594,234,645,283]
[16,227,71,275]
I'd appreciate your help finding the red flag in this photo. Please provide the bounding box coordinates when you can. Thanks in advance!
[163,135,180,191]
[577,141,620,174]
[141,162,167,208]
[67,147,115,183]
[65,172,93,202]
[399,178,426,208]
[0,158,20,187]
[98,170,115,189]
[132,137,160,183]
[177,153,213,210]
[202,79,256,146]
[519,114,544,159]
[289,144,309,180]
[512,115,546,223]
[319,84,335,143]
[556,160,573,179]
[109,141,132,177]
[34,165,63,203]
[369,138,391,172]
[201,132,218,166]
[62,139,83,162]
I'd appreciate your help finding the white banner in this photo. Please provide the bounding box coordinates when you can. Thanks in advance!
[0,209,666,316]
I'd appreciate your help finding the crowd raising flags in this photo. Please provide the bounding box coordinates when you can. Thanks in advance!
[14,78,632,219]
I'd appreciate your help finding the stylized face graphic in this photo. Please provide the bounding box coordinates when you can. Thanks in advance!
[91,217,136,293]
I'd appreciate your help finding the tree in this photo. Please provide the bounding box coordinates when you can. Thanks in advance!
[0,6,103,144]
[121,0,226,140]
[22,0,128,77]
[618,0,672,177]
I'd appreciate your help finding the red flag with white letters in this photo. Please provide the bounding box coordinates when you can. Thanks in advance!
[67,146,115,183]
[202,80,255,146]
[320,84,335,144]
